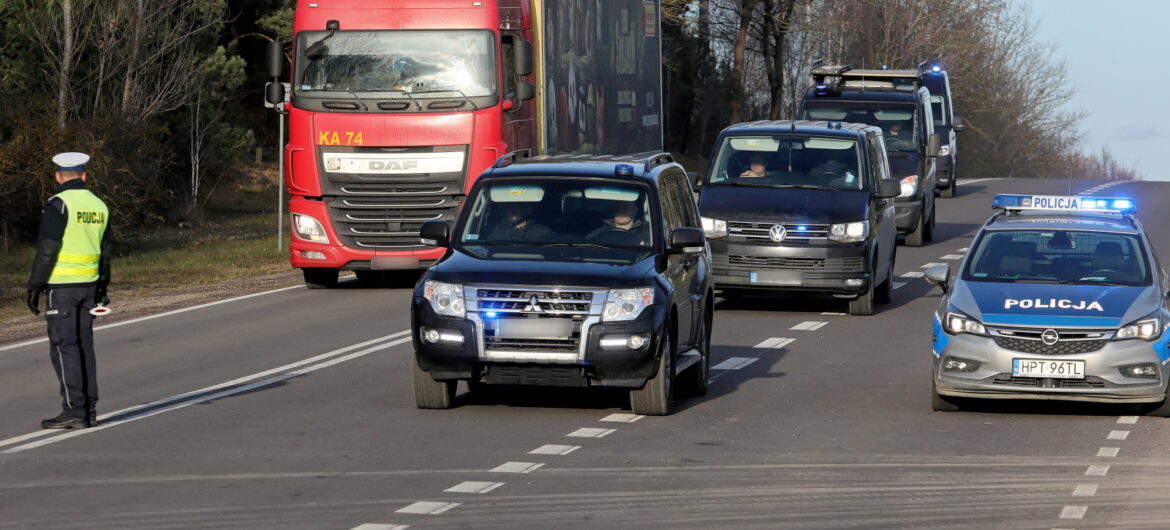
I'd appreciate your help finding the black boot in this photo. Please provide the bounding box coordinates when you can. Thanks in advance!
[87,406,97,427]
[41,412,90,430]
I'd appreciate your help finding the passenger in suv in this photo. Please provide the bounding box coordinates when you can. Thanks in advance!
[698,120,902,315]
[411,151,714,415]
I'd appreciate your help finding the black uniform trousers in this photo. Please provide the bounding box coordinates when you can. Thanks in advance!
[45,285,99,417]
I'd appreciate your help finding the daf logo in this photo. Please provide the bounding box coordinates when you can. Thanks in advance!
[1041,329,1060,346]
[368,160,420,171]
[768,224,787,242]
[522,295,544,313]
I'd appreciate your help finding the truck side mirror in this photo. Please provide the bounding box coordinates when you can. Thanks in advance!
[924,264,951,292]
[266,41,284,78]
[514,39,534,77]
[265,81,286,106]
[516,81,535,101]
[420,220,450,248]
[953,116,966,132]
[926,133,941,157]
[669,227,705,254]
[877,179,901,199]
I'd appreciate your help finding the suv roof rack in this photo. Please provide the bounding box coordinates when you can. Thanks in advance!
[642,152,674,173]
[492,149,532,168]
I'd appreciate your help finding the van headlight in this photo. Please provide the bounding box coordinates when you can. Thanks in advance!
[701,216,727,238]
[898,175,918,198]
[1116,316,1161,341]
[829,221,869,243]
[423,281,465,318]
[603,287,654,322]
[938,145,951,157]
[292,213,330,243]
[945,311,985,336]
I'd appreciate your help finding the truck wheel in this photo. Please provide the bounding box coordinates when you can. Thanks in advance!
[848,279,875,316]
[681,307,712,398]
[303,268,339,289]
[905,202,927,247]
[630,331,674,415]
[413,359,455,409]
[931,380,961,412]
[355,270,383,286]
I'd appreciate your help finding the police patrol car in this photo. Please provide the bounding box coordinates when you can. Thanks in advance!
[925,194,1170,415]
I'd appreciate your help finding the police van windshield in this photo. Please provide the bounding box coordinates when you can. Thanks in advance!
[802,102,919,152]
[295,30,497,97]
[706,136,866,190]
[930,96,949,126]
[962,229,1151,286]
[459,180,656,250]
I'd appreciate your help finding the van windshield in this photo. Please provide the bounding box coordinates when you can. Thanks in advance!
[706,136,866,190]
[801,102,919,152]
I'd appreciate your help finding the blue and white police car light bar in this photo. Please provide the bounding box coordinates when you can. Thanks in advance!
[992,194,1136,214]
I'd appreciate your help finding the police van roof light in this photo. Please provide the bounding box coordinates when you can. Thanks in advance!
[931,65,941,73]
[992,194,1136,214]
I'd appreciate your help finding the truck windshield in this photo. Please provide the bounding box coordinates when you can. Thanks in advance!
[706,136,865,190]
[459,180,656,250]
[802,102,919,152]
[295,30,496,97]
[962,229,1151,286]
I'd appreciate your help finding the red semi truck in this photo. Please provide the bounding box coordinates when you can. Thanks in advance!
[265,0,664,288]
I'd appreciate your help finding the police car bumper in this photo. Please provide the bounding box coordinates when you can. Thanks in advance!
[933,332,1168,403]
[894,199,924,233]
[708,239,872,296]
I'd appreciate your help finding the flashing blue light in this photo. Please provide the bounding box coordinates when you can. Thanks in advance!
[615,164,634,176]
[992,194,1136,214]
[815,84,827,90]
[485,311,498,319]
[796,225,808,231]
[931,65,941,73]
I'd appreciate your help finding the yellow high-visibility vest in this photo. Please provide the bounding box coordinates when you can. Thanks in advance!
[47,189,108,284]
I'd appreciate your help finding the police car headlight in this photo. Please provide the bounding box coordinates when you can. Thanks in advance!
[603,287,654,322]
[938,145,951,157]
[701,216,727,238]
[423,281,465,318]
[898,175,918,198]
[292,213,330,243]
[829,221,869,243]
[1116,316,1161,341]
[945,311,986,336]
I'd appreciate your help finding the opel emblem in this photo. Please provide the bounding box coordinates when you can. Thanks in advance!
[1041,329,1060,346]
[522,295,543,313]
[768,224,787,242]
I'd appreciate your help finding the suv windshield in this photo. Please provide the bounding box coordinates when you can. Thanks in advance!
[295,30,496,97]
[963,229,1151,286]
[706,135,865,190]
[802,102,918,152]
[459,179,656,249]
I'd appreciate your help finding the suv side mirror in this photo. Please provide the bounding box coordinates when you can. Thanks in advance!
[924,263,951,291]
[952,115,965,132]
[420,220,450,247]
[926,133,942,157]
[687,171,703,193]
[669,227,705,254]
[876,179,901,199]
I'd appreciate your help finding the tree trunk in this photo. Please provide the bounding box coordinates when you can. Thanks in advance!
[122,0,145,115]
[729,0,756,125]
[56,0,74,130]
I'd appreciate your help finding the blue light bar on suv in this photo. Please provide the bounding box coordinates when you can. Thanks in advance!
[992,194,1136,214]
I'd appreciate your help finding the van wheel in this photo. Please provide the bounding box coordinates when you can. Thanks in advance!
[630,331,674,415]
[303,268,339,289]
[941,180,956,198]
[924,195,936,242]
[848,281,875,316]
[413,360,455,409]
[932,380,961,412]
[875,259,894,305]
[906,201,927,247]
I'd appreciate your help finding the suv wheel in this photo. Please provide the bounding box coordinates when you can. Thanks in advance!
[303,268,339,289]
[681,306,712,397]
[413,359,455,409]
[630,330,674,415]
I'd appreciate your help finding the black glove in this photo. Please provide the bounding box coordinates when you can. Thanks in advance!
[95,286,110,307]
[26,289,41,315]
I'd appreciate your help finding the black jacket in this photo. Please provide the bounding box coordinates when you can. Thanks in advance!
[27,179,112,291]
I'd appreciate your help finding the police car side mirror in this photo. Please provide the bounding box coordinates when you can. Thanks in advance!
[669,227,705,254]
[926,134,942,157]
[877,179,901,199]
[420,220,450,248]
[953,116,966,133]
[924,264,951,291]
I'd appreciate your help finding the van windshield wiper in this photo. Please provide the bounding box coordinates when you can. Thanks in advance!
[773,184,836,191]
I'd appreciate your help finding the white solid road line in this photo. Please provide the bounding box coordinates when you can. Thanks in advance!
[0,331,412,453]
[350,524,409,530]
[1,285,305,353]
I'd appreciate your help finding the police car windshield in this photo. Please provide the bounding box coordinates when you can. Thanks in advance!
[962,229,1151,286]
[458,179,657,250]
[707,136,866,190]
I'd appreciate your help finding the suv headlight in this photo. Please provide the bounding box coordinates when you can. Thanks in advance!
[1116,315,1161,341]
[898,175,918,198]
[829,220,869,243]
[938,145,951,157]
[945,311,986,336]
[603,287,654,322]
[701,216,727,238]
[292,213,330,243]
[423,281,465,318]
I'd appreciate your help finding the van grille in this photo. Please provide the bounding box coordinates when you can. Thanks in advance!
[727,221,829,243]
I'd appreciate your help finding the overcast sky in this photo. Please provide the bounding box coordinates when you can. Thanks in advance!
[1028,0,1169,181]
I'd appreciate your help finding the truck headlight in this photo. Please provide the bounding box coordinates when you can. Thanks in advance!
[292,213,330,243]
[829,220,869,243]
[423,281,465,318]
[1116,316,1161,341]
[898,175,918,198]
[701,216,727,238]
[945,311,985,335]
[938,145,951,157]
[603,287,654,322]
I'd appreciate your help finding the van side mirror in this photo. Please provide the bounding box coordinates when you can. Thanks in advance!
[420,220,450,247]
[669,227,705,254]
[266,41,284,78]
[953,116,966,133]
[514,39,534,77]
[877,179,901,199]
[924,264,951,292]
[926,133,941,157]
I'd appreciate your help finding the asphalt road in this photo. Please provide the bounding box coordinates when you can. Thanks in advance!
[3,178,1170,529]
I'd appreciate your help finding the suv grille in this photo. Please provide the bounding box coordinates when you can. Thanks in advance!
[473,289,595,315]
[728,221,829,243]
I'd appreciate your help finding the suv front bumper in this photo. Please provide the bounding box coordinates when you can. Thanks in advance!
[708,238,871,296]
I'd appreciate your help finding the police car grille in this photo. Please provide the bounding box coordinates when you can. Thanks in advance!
[727,222,829,243]
[992,337,1108,355]
[725,255,865,272]
[990,375,1110,388]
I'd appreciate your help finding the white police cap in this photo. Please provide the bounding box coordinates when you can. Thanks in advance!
[52,152,90,171]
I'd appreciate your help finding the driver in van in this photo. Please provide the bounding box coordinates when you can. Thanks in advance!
[739,153,775,179]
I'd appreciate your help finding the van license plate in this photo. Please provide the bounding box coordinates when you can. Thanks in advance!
[1012,359,1085,379]
[750,271,800,285]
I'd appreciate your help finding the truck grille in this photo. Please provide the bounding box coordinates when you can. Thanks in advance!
[728,221,829,243]
[989,327,1110,355]
[726,255,865,272]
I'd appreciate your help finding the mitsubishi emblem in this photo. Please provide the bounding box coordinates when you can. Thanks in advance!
[768,224,787,242]
[522,295,543,313]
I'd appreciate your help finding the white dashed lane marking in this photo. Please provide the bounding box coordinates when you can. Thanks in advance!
[445,481,505,494]
[1097,447,1120,457]
[1118,416,1139,424]
[821,312,846,316]
[941,254,963,260]
[568,428,615,438]
[790,321,828,331]
[1072,484,1098,496]
[920,262,945,268]
[900,271,924,278]
[350,525,408,530]
[600,413,643,423]
[712,357,758,370]
[1059,506,1088,520]
[1085,465,1110,476]
[1108,430,1130,440]
[754,337,795,349]
[530,444,581,455]
[892,282,907,290]
[491,462,544,474]
[396,501,460,515]
[958,247,969,252]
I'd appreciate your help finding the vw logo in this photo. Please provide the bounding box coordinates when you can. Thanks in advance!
[522,295,544,313]
[1041,329,1060,346]
[768,224,787,242]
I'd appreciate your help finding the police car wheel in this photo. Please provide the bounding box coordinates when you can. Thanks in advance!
[931,380,961,412]
[630,330,674,416]
[413,359,456,409]
[1144,396,1170,418]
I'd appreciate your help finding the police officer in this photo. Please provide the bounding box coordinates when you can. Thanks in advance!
[26,152,111,429]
